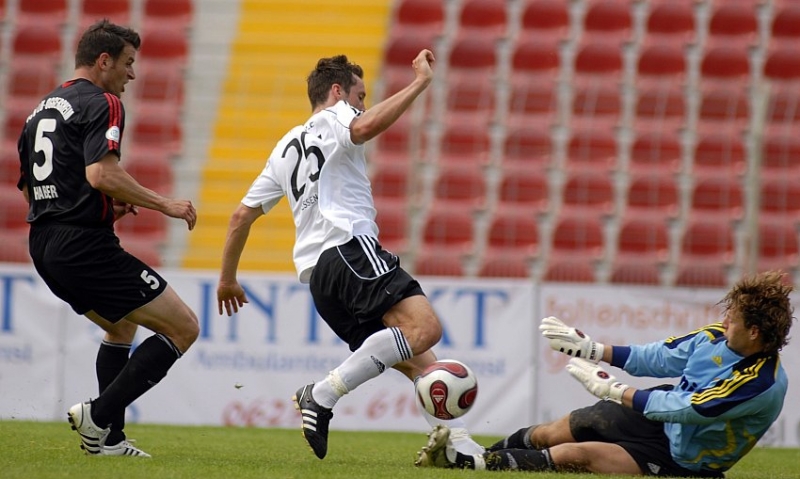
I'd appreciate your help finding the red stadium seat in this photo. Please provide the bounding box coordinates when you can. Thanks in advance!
[497,167,549,215]
[0,151,21,187]
[583,0,632,43]
[431,166,487,211]
[139,29,189,66]
[761,126,800,174]
[700,43,750,80]
[692,129,746,178]
[520,0,569,38]
[438,120,491,167]
[80,0,131,29]
[420,207,475,252]
[565,128,618,173]
[3,108,30,146]
[771,2,800,45]
[114,207,167,243]
[698,83,749,128]
[690,177,744,221]
[130,114,183,155]
[477,249,532,278]
[625,174,680,219]
[628,127,682,174]
[375,201,409,254]
[456,0,508,41]
[0,185,29,231]
[133,63,186,105]
[0,230,31,263]
[445,37,498,121]
[414,250,465,277]
[707,2,757,41]
[550,214,605,259]
[756,219,799,272]
[610,215,670,285]
[543,258,596,283]
[17,0,67,26]
[117,234,163,267]
[644,1,695,43]
[392,0,444,40]
[508,37,561,123]
[760,176,800,219]
[501,125,553,170]
[561,173,615,216]
[634,42,687,126]
[123,152,174,195]
[12,26,62,61]
[675,218,735,287]
[485,210,539,257]
[143,0,193,29]
[7,62,59,105]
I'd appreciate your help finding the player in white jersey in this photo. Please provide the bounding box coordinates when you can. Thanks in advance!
[216,51,483,459]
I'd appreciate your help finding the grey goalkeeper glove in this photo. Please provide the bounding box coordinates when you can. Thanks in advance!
[566,358,629,404]
[539,316,604,363]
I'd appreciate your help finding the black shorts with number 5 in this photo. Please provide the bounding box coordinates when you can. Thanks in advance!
[310,235,425,351]
[29,224,168,322]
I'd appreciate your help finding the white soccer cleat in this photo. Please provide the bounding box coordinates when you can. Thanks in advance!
[100,440,152,458]
[67,401,110,455]
[450,427,486,455]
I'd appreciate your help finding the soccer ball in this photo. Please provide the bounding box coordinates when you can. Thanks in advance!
[415,359,478,420]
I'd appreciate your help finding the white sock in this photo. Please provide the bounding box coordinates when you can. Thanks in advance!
[312,327,412,409]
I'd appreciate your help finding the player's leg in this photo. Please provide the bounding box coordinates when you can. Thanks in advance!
[93,318,137,446]
[89,285,198,429]
[486,413,575,452]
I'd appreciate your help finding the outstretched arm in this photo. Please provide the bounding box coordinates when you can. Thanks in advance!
[217,203,263,316]
[349,49,435,144]
[86,153,196,230]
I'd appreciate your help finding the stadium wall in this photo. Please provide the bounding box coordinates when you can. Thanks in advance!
[0,263,798,447]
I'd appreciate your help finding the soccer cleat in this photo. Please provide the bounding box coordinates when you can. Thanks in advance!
[292,383,333,459]
[414,424,456,468]
[67,401,110,455]
[100,440,152,457]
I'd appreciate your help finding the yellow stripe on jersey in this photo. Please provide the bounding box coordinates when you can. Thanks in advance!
[664,323,725,346]
[691,357,768,405]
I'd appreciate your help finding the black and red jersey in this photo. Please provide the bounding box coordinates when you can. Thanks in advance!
[17,78,126,228]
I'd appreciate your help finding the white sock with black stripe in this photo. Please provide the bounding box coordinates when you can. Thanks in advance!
[312,327,412,409]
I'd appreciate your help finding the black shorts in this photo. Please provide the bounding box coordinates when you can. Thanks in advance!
[309,235,425,351]
[569,388,724,478]
[29,224,168,322]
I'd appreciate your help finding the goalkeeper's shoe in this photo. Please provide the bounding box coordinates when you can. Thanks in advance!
[100,440,152,458]
[415,425,457,468]
[293,383,333,459]
[67,401,110,455]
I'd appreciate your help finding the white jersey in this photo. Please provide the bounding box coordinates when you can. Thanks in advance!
[242,100,378,283]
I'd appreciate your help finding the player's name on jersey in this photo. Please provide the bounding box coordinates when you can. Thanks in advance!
[33,184,59,200]
[27,97,75,122]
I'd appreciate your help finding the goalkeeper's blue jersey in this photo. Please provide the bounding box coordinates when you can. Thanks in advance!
[616,323,787,473]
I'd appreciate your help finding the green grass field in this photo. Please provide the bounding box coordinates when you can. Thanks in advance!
[1,420,798,479]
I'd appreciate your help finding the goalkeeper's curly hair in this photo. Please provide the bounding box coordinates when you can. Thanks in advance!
[720,270,795,354]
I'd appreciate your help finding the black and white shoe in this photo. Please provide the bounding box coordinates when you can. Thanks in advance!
[67,401,110,455]
[292,384,333,459]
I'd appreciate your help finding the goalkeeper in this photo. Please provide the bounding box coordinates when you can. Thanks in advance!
[415,271,793,477]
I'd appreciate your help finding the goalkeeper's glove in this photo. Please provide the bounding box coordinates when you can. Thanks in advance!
[566,358,629,404]
[539,316,605,363]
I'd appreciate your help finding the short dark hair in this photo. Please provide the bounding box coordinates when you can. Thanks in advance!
[306,55,364,109]
[720,270,795,354]
[75,19,141,69]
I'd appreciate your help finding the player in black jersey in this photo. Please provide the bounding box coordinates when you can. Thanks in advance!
[16,20,199,457]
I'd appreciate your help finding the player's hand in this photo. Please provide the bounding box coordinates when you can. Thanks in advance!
[162,199,197,230]
[112,199,138,222]
[412,49,435,84]
[217,280,249,316]
[566,358,629,404]
[539,316,604,363]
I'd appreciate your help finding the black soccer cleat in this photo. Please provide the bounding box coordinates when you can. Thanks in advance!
[292,383,333,459]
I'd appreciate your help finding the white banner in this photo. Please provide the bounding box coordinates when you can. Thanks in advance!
[1,263,797,446]
[0,265,534,436]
